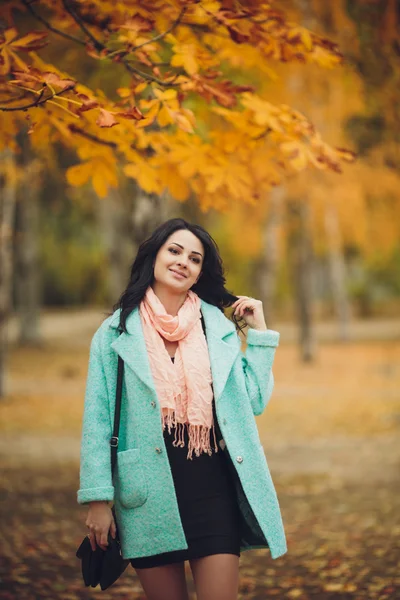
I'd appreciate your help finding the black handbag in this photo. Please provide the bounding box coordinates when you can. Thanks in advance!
[76,348,130,591]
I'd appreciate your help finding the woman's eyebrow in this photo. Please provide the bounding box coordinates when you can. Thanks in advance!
[170,242,203,257]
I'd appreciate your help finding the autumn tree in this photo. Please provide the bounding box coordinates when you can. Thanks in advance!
[0,1,353,203]
[0,0,355,395]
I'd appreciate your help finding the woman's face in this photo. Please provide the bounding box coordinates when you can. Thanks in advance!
[153,229,204,292]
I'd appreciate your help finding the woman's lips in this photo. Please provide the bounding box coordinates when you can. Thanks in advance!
[169,269,187,279]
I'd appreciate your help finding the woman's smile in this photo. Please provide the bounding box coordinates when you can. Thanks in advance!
[169,268,187,279]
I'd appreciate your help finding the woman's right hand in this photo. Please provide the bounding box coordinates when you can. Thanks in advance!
[85,501,116,551]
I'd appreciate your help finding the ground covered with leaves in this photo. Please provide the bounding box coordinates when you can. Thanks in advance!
[1,312,399,599]
[0,462,399,600]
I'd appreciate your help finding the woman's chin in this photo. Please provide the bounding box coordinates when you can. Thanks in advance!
[161,279,189,292]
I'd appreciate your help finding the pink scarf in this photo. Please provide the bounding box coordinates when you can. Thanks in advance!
[139,287,218,460]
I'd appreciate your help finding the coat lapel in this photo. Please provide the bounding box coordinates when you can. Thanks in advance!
[199,300,240,401]
[110,307,155,392]
[109,300,240,401]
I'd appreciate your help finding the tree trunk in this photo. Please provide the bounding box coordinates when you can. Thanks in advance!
[288,199,316,361]
[316,2,352,340]
[324,202,351,341]
[255,185,284,323]
[292,0,351,349]
[0,151,18,397]
[131,183,170,248]
[14,152,42,345]
[97,187,133,304]
[98,181,170,306]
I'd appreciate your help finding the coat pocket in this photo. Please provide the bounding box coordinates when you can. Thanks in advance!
[115,448,148,509]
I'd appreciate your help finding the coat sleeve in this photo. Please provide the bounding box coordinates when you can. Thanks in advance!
[77,329,115,505]
[238,327,280,417]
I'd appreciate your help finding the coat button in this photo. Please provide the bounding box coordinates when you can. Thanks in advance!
[236,456,243,463]
[155,447,162,454]
[150,401,156,408]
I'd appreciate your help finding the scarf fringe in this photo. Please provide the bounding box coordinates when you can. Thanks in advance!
[162,410,219,460]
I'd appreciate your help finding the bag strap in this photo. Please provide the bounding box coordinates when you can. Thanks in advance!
[200,313,206,336]
[110,332,124,477]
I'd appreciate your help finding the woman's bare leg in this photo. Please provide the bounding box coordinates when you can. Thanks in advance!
[133,562,190,600]
[189,553,240,600]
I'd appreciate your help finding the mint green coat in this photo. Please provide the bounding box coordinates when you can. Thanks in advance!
[77,300,287,560]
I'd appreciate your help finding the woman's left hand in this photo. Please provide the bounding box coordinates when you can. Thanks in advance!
[232,296,268,330]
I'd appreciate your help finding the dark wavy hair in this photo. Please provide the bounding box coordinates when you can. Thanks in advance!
[111,218,245,333]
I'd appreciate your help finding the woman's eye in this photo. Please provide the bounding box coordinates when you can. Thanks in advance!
[168,247,200,264]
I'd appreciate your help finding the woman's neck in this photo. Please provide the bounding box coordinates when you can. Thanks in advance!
[151,284,187,316]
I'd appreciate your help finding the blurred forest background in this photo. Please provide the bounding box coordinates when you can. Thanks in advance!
[0,1,399,599]
[1,0,400,360]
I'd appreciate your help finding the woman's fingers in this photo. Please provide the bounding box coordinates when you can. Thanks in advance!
[233,297,255,317]
[87,527,109,551]
[88,531,97,552]
[232,297,246,315]
[86,504,114,551]
[110,519,117,539]
[98,529,109,550]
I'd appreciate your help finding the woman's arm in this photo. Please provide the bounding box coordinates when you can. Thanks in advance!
[232,295,279,416]
[239,327,279,416]
[77,329,115,505]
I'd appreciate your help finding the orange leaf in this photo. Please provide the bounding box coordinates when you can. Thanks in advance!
[117,106,144,120]
[76,93,98,112]
[43,72,76,90]
[96,108,118,127]
[335,147,357,163]
[119,14,154,33]
[228,26,250,44]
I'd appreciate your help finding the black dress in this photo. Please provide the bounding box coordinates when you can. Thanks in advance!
[130,355,241,569]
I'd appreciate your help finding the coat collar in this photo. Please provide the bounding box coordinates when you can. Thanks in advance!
[109,299,239,401]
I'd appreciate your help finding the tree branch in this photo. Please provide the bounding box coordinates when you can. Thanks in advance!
[130,7,187,52]
[121,61,182,86]
[0,85,73,112]
[61,0,182,86]
[21,0,86,46]
[61,0,104,51]
[68,124,118,148]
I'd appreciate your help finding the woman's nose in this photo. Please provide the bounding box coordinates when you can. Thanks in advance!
[177,257,188,267]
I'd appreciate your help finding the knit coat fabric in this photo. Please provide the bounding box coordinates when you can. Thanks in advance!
[77,300,287,560]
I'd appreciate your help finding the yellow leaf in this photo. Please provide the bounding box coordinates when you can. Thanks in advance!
[139,98,159,110]
[301,30,313,51]
[135,82,148,94]
[162,88,178,101]
[92,170,108,197]
[124,162,162,195]
[116,87,131,98]
[168,172,191,201]
[157,105,174,127]
[154,88,177,101]
[171,44,198,75]
[136,101,160,128]
[11,31,48,51]
[3,28,18,45]
[66,161,92,187]
[175,113,194,133]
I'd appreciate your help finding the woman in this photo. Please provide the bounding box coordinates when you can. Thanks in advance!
[78,218,287,600]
